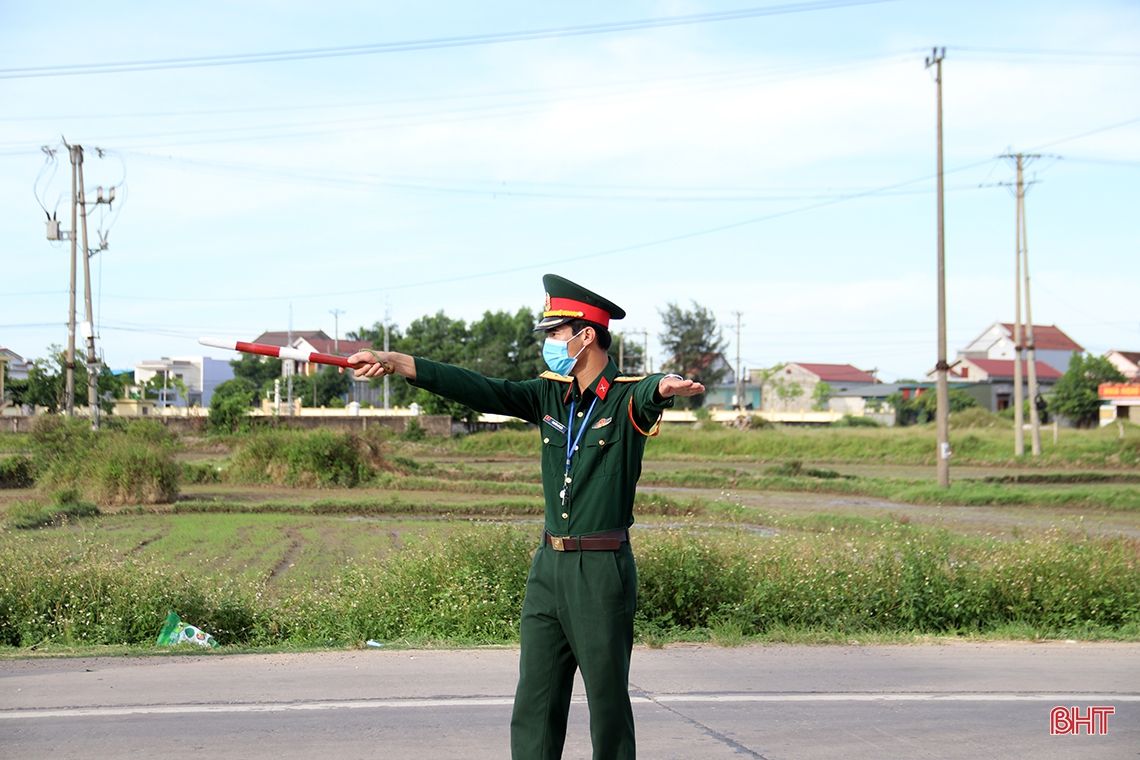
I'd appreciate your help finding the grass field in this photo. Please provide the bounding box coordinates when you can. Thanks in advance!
[1,421,1137,652]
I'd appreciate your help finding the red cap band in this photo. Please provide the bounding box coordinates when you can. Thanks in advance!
[546,297,611,327]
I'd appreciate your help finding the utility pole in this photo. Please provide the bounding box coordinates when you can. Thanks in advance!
[65,144,80,417]
[628,329,649,375]
[286,305,294,415]
[75,146,102,429]
[926,47,951,488]
[1018,154,1043,455]
[1002,152,1043,456]
[329,308,345,353]
[731,311,745,410]
[1012,157,1025,456]
[383,302,391,410]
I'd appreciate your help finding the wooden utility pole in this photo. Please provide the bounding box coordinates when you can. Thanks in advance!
[926,47,951,487]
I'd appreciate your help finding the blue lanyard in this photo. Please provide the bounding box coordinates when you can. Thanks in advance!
[565,396,599,474]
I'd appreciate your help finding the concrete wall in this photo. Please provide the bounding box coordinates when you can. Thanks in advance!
[0,413,452,437]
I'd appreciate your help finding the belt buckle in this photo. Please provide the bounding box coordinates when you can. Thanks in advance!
[551,535,565,551]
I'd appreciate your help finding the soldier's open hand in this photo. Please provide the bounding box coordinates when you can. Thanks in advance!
[658,375,705,399]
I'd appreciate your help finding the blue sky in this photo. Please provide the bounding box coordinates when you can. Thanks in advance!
[2,0,1138,381]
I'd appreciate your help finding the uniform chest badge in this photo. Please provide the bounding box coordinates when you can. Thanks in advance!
[543,414,567,433]
[591,416,613,430]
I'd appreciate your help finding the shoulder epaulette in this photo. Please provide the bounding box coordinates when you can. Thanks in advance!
[614,375,646,383]
[539,370,573,383]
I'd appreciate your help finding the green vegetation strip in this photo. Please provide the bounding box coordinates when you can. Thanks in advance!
[1,523,1135,650]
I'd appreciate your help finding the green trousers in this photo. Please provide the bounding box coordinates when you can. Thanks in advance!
[510,542,638,760]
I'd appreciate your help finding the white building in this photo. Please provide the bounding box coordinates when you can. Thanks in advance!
[134,355,234,408]
[1105,350,1140,381]
[958,322,1083,374]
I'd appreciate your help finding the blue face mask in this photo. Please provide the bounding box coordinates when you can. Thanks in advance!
[543,329,586,375]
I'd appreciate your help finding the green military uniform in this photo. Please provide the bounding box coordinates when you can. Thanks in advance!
[407,275,674,759]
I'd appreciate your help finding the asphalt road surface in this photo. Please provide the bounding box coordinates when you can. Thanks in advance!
[2,642,1137,759]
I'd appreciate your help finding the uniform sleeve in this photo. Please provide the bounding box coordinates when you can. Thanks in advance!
[629,373,674,435]
[408,357,543,424]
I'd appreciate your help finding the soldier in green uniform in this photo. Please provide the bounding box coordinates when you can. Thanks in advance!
[349,274,704,759]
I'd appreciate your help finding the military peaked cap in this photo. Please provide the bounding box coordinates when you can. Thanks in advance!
[535,273,626,331]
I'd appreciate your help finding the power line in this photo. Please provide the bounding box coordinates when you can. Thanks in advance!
[0,0,894,80]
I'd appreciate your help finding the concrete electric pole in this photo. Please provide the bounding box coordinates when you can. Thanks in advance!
[731,311,745,411]
[926,47,951,488]
[1002,152,1043,456]
[329,308,345,353]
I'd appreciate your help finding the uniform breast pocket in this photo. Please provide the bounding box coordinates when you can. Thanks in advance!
[583,426,622,476]
[541,427,566,471]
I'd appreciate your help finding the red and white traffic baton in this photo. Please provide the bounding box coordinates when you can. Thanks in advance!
[199,337,362,369]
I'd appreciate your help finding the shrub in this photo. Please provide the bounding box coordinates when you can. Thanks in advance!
[29,417,180,506]
[952,407,1003,428]
[835,415,880,428]
[228,429,373,487]
[0,456,34,488]
[208,378,258,434]
[8,492,100,530]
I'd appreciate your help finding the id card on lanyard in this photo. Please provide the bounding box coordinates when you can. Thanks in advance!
[560,396,598,506]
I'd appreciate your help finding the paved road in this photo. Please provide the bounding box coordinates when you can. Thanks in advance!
[2,643,1137,759]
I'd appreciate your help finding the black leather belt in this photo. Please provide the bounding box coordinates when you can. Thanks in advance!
[544,528,629,552]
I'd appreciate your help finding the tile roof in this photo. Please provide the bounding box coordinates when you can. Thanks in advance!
[792,363,879,384]
[998,323,1083,351]
[251,330,331,347]
[959,358,1063,381]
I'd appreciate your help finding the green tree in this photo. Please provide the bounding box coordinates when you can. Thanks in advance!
[1048,354,1124,427]
[658,301,728,409]
[466,308,545,380]
[230,353,283,401]
[887,388,978,426]
[294,366,351,407]
[396,311,472,420]
[7,346,122,413]
[612,331,646,375]
[208,377,257,433]
[812,381,833,411]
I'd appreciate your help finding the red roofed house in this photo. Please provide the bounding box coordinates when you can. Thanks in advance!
[251,330,378,405]
[949,357,1063,412]
[958,321,1083,374]
[759,362,879,413]
[1105,350,1140,381]
[251,330,373,379]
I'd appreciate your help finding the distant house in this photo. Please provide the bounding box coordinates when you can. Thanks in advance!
[759,362,879,413]
[250,330,372,378]
[134,355,235,408]
[0,347,30,411]
[950,358,1062,412]
[682,352,761,409]
[251,329,378,405]
[958,322,1083,374]
[0,348,30,382]
[1105,350,1140,381]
